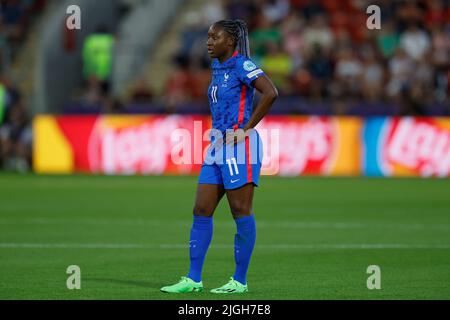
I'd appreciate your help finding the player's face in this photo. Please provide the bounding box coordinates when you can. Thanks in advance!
[207,25,233,59]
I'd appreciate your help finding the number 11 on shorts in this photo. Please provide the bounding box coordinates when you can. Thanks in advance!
[226,158,239,176]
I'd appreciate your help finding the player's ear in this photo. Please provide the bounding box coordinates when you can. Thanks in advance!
[226,36,234,48]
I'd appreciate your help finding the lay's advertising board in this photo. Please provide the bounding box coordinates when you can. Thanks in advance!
[33,115,450,177]
[363,117,450,177]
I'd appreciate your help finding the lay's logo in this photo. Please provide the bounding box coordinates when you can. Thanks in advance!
[364,117,450,177]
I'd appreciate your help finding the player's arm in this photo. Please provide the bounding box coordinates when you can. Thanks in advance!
[243,75,278,131]
[226,75,277,145]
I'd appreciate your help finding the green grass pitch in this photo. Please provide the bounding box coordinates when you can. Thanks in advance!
[0,174,449,300]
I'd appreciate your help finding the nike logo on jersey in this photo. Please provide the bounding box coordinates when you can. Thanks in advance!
[231,179,240,183]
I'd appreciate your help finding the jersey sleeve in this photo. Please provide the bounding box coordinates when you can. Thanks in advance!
[236,58,265,87]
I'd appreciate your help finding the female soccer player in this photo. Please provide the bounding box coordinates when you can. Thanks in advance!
[161,20,278,294]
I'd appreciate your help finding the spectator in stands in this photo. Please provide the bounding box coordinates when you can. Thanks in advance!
[297,0,326,20]
[400,81,428,116]
[0,74,20,124]
[190,57,211,103]
[429,24,449,102]
[280,11,305,68]
[396,0,426,31]
[164,55,196,113]
[291,67,312,98]
[407,57,435,115]
[360,47,385,101]
[0,99,32,172]
[414,58,434,87]
[334,47,364,98]
[399,23,431,61]
[376,20,400,59]
[425,0,448,28]
[260,41,293,94]
[306,43,334,99]
[129,76,154,104]
[0,0,26,42]
[262,0,290,24]
[180,10,210,59]
[430,24,449,71]
[250,18,282,58]
[386,47,416,101]
[302,14,334,57]
[82,25,115,95]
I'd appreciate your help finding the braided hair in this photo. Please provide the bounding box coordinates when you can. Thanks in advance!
[214,19,250,58]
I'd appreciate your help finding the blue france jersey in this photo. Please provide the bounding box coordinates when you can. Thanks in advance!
[208,52,265,134]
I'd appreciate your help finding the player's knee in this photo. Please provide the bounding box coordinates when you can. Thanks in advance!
[193,204,213,217]
[230,202,251,217]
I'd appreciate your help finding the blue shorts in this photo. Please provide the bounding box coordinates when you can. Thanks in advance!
[198,130,263,190]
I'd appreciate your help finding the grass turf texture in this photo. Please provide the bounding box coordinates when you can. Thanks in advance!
[0,174,449,300]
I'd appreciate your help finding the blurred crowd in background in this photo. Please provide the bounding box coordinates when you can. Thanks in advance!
[1,0,46,171]
[0,0,449,171]
[61,0,450,117]
[161,0,449,116]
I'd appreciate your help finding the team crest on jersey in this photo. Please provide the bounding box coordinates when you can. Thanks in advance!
[243,60,257,72]
[222,73,229,87]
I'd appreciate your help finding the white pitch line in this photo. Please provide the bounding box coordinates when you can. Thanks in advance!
[1,218,450,230]
[0,243,449,250]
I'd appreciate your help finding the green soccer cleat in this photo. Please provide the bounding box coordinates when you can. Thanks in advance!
[210,277,248,294]
[160,276,203,293]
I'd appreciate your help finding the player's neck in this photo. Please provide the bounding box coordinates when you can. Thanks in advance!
[218,50,238,64]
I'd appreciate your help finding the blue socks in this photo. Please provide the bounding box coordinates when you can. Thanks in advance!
[186,214,256,285]
[187,215,213,282]
[233,214,256,285]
